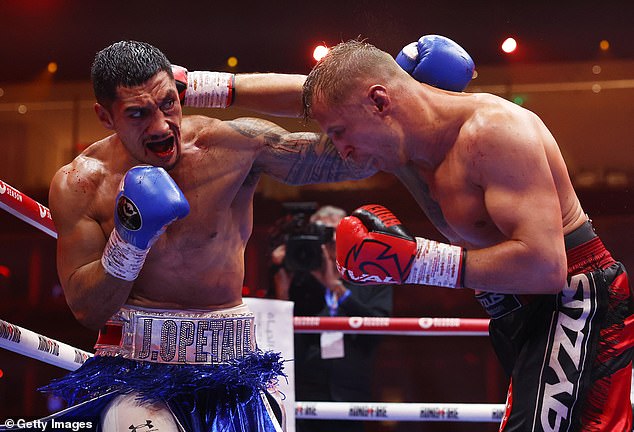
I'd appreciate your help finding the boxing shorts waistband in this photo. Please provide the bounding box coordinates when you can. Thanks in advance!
[565,219,614,274]
[94,303,256,365]
[564,218,596,250]
[477,219,613,319]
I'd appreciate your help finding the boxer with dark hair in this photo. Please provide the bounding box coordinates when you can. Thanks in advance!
[303,38,633,431]
[40,40,374,432]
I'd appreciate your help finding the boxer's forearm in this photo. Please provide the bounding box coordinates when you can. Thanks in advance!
[463,240,567,295]
[233,73,306,117]
[64,260,133,331]
[175,66,307,117]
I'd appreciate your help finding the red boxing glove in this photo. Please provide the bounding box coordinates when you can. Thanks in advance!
[171,65,188,104]
[336,204,466,288]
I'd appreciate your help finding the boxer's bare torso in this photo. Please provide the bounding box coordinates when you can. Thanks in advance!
[394,93,586,248]
[313,85,586,294]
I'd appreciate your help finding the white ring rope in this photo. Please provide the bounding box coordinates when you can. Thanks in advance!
[1,316,507,423]
[4,318,634,423]
[0,317,507,423]
[295,401,506,422]
[0,319,92,371]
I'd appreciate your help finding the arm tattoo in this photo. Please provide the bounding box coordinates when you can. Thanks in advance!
[228,117,281,139]
[396,168,452,235]
[281,134,361,184]
[229,118,375,185]
[415,182,452,234]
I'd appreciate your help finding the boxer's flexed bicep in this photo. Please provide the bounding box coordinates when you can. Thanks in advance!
[50,161,107,285]
[464,112,567,294]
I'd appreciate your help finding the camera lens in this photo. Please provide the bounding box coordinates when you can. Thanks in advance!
[284,235,323,272]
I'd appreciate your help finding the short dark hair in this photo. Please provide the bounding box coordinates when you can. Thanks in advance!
[302,39,396,120]
[91,40,173,106]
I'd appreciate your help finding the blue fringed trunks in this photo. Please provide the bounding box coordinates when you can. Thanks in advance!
[39,304,286,431]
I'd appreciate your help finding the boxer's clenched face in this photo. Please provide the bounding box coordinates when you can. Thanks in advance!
[95,71,182,170]
[311,93,406,172]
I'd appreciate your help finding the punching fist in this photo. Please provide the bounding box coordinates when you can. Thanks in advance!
[336,204,465,288]
[172,65,188,104]
[171,64,234,108]
[101,166,190,281]
[395,35,475,92]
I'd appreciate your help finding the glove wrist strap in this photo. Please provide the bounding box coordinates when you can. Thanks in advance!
[405,238,465,288]
[101,229,150,281]
[184,71,235,108]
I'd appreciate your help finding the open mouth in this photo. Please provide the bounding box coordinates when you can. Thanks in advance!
[146,136,175,157]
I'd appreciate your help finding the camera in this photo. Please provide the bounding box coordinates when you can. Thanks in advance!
[277,202,334,272]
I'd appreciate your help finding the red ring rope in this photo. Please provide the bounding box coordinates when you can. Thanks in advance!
[293,316,489,335]
[0,179,56,238]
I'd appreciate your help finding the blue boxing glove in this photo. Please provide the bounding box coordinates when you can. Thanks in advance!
[101,166,190,281]
[396,35,475,92]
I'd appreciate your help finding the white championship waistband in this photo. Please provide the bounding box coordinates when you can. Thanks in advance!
[94,303,256,365]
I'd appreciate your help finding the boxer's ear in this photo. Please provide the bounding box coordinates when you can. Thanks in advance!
[94,103,114,130]
[368,85,390,114]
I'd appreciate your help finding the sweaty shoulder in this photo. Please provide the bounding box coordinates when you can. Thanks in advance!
[53,140,112,194]
[461,94,544,150]
[183,114,296,153]
[456,94,551,183]
[180,115,222,147]
[49,138,114,228]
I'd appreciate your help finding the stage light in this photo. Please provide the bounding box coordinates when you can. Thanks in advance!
[227,56,238,68]
[512,96,525,106]
[18,104,27,114]
[313,45,329,62]
[599,40,610,51]
[0,369,3,379]
[47,61,58,74]
[501,37,517,54]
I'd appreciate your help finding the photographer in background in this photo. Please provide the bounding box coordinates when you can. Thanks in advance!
[270,204,393,432]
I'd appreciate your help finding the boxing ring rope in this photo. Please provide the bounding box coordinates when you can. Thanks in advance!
[0,319,92,371]
[0,315,503,423]
[295,401,505,423]
[0,179,57,239]
[0,316,489,371]
[294,316,489,336]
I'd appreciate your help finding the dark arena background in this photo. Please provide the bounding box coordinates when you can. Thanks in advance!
[1,1,633,431]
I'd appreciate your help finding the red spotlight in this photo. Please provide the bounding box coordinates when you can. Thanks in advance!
[501,37,518,54]
[0,265,10,278]
[313,45,329,62]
